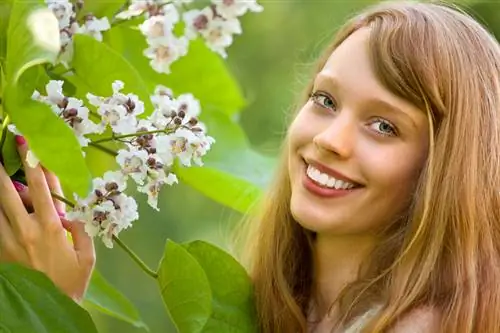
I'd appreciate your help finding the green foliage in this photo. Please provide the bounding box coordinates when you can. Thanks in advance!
[0,263,98,333]
[84,269,148,331]
[3,68,91,197]
[157,240,257,333]
[72,34,154,115]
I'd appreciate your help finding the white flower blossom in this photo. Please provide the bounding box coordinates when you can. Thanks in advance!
[143,35,189,74]
[138,5,179,38]
[87,80,144,134]
[78,15,110,42]
[116,148,149,185]
[212,0,263,19]
[138,169,178,210]
[68,171,138,248]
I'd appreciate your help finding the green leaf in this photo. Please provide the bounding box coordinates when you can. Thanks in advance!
[0,263,98,333]
[104,26,245,115]
[157,240,212,333]
[0,0,13,65]
[3,66,92,197]
[183,241,257,333]
[71,34,153,116]
[175,110,275,213]
[79,0,125,20]
[6,0,59,84]
[83,269,148,331]
[1,129,21,175]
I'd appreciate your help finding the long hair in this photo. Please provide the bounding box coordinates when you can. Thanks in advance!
[240,1,500,332]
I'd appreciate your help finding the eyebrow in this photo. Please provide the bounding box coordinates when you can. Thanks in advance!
[314,73,420,129]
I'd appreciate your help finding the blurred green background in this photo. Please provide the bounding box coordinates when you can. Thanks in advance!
[89,1,500,332]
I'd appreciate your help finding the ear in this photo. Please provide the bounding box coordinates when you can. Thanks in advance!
[390,307,441,333]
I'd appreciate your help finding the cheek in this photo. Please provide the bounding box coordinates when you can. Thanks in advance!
[364,144,427,210]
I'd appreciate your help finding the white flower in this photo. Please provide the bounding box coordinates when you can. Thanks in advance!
[212,0,263,19]
[183,8,213,40]
[138,169,178,210]
[46,1,73,29]
[200,17,241,58]
[115,1,150,20]
[139,5,179,38]
[45,80,65,105]
[116,148,149,185]
[87,80,144,135]
[144,35,189,74]
[176,93,201,121]
[77,15,110,42]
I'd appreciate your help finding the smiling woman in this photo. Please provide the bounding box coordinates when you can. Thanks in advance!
[241,1,500,333]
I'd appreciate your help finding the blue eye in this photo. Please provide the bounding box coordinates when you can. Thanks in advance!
[309,91,337,111]
[369,118,398,137]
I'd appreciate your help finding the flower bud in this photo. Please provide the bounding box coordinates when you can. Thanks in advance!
[58,97,69,109]
[191,127,203,133]
[105,182,119,192]
[125,98,136,114]
[193,14,209,31]
[178,110,186,119]
[95,189,104,197]
[188,117,198,126]
[63,108,78,118]
[147,157,156,167]
[174,117,182,125]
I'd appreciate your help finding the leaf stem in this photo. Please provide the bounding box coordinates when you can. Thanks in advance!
[50,191,158,279]
[112,235,158,279]
[88,142,118,156]
[0,115,10,151]
[50,191,75,208]
[91,128,174,144]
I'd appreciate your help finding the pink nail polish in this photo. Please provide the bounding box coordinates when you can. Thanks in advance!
[12,181,25,192]
[15,135,26,146]
[58,211,66,218]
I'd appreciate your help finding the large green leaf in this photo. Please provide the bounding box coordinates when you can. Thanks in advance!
[3,66,92,197]
[0,263,98,333]
[157,240,212,333]
[71,34,153,116]
[183,241,257,333]
[5,0,59,84]
[0,0,13,65]
[104,25,245,115]
[84,269,148,331]
[175,110,275,213]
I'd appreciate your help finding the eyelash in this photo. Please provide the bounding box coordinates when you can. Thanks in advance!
[308,90,398,137]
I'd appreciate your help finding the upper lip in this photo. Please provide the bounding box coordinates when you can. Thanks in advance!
[303,158,363,186]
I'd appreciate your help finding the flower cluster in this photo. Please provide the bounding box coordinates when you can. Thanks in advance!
[116,0,262,73]
[183,0,263,58]
[67,171,138,248]
[65,80,214,247]
[32,80,103,147]
[45,0,110,64]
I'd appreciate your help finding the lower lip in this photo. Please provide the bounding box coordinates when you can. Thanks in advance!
[302,170,361,198]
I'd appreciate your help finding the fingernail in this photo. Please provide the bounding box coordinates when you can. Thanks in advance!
[58,211,66,218]
[15,135,26,146]
[12,181,25,192]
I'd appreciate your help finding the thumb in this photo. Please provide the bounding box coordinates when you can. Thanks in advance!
[62,219,95,266]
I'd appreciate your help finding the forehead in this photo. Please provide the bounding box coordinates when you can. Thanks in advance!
[316,27,421,116]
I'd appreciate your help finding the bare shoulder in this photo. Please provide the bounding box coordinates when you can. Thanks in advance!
[390,307,441,333]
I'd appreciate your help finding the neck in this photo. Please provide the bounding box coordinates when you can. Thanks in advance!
[310,232,377,319]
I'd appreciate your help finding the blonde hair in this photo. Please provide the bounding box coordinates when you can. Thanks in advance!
[240,1,500,332]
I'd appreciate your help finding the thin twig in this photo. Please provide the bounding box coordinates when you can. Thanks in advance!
[113,235,159,279]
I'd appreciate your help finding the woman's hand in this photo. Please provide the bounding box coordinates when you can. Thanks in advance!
[0,136,95,302]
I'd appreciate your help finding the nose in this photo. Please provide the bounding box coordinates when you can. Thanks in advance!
[313,113,355,158]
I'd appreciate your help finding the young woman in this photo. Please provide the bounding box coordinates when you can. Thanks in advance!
[1,1,500,332]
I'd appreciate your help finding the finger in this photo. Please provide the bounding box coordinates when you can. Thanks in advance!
[62,219,95,264]
[0,162,29,227]
[16,137,58,224]
[0,207,22,262]
[42,167,65,215]
[11,181,34,213]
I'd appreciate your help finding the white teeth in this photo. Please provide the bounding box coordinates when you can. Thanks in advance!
[306,165,356,189]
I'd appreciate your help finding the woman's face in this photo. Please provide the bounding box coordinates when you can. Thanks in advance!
[288,28,429,235]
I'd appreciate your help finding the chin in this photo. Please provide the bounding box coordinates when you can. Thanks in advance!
[290,197,346,234]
